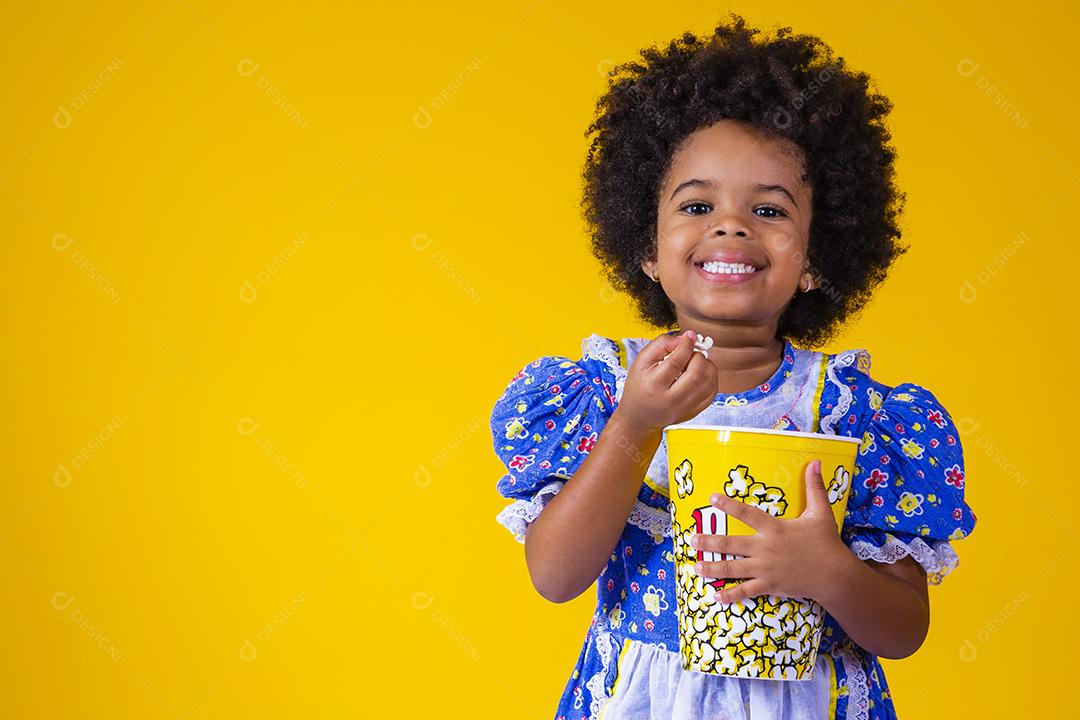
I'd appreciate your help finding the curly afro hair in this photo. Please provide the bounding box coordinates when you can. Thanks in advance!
[580,12,908,348]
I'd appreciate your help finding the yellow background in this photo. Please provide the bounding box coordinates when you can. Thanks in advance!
[0,1,1071,717]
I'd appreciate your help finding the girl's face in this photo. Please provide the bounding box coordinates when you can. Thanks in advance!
[645,119,817,338]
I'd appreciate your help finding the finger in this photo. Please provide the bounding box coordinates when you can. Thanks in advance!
[695,557,753,581]
[803,459,828,515]
[656,332,697,385]
[690,532,755,557]
[710,492,774,531]
[640,330,691,366]
[717,578,767,605]
[670,348,711,391]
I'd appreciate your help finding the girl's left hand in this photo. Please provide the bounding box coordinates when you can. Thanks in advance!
[690,459,851,605]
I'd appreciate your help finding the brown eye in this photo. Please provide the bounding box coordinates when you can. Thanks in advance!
[755,206,787,218]
[680,202,711,215]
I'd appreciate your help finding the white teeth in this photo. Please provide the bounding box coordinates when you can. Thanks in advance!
[700,261,757,274]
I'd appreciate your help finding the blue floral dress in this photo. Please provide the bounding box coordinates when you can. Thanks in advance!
[490,331,976,720]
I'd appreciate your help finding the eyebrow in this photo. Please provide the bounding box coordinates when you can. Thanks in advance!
[668,178,799,208]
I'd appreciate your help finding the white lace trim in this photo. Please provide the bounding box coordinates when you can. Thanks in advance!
[626,501,672,540]
[849,534,960,586]
[819,348,870,435]
[586,627,616,719]
[837,642,869,720]
[496,476,673,546]
[581,334,628,403]
[495,479,567,543]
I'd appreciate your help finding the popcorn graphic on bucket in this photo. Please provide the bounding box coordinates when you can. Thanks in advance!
[663,424,861,681]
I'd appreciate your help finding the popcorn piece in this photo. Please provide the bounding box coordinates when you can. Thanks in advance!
[693,333,714,358]
[673,459,694,499]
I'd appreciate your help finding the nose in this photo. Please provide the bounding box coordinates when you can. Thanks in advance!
[705,206,751,238]
[705,222,749,239]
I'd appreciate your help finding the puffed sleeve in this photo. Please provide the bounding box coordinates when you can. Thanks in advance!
[841,382,977,585]
[491,352,618,543]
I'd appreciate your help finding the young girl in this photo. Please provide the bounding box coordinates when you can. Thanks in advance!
[490,14,975,720]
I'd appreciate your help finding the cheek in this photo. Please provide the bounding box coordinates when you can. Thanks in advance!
[767,234,809,272]
[658,233,695,262]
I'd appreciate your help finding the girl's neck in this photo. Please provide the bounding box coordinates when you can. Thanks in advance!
[672,327,786,395]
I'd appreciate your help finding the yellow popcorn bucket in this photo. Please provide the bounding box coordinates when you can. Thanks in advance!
[662,424,861,681]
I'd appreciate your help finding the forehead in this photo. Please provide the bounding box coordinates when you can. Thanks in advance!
[663,120,809,191]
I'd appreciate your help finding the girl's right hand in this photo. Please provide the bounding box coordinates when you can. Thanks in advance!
[615,330,718,433]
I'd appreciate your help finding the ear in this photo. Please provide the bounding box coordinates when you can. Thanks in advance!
[799,267,819,292]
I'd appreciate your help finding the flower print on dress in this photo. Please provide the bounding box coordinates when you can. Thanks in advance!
[491,352,620,543]
[608,602,626,629]
[509,453,535,473]
[896,491,924,517]
[944,463,965,489]
[863,467,888,492]
[825,372,977,585]
[642,586,669,617]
